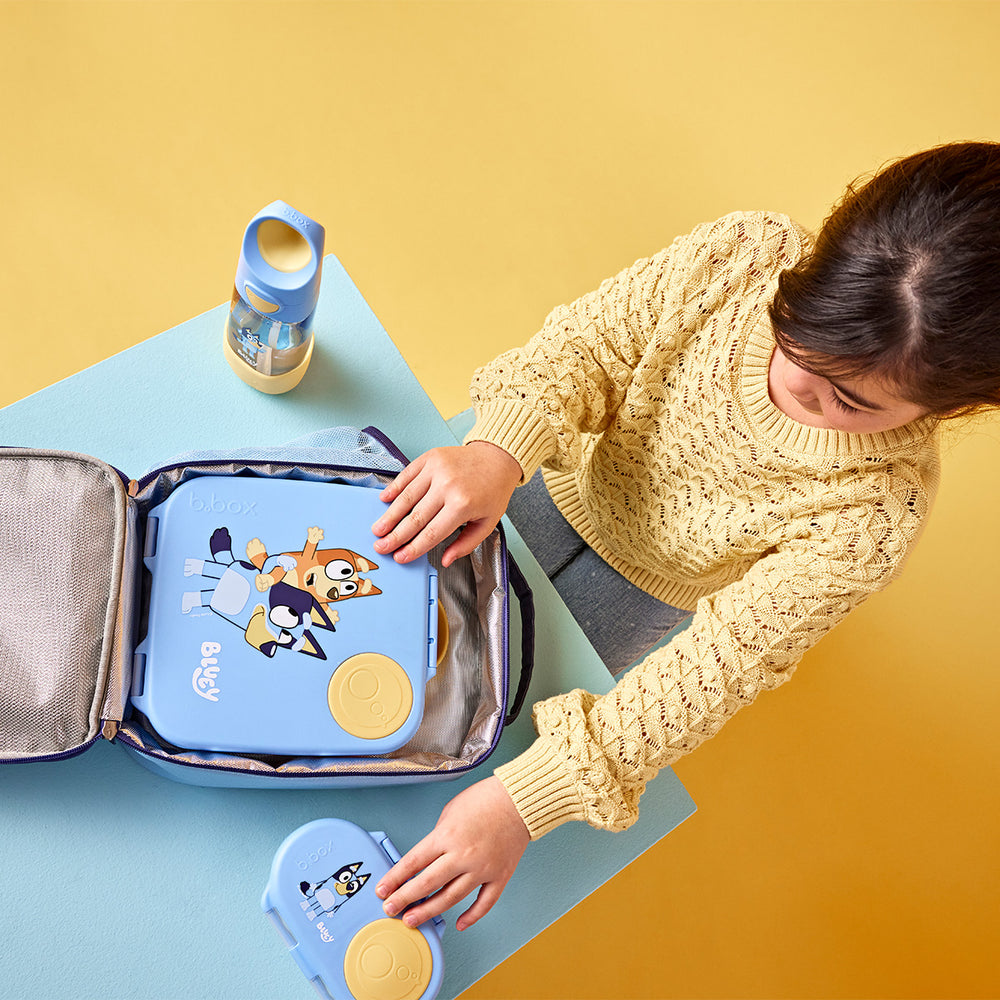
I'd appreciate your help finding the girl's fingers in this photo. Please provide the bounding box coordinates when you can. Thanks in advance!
[373,461,428,536]
[389,506,471,564]
[455,882,504,931]
[399,874,481,929]
[376,840,439,901]
[380,853,456,917]
[378,455,425,506]
[440,520,495,568]
[384,500,443,553]
[371,489,426,539]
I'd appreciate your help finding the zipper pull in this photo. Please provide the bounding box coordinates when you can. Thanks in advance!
[127,479,139,498]
[102,719,119,741]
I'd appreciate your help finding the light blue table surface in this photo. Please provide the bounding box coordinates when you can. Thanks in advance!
[0,256,694,1000]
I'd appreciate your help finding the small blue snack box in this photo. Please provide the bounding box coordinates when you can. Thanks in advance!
[132,476,439,756]
[262,818,445,1000]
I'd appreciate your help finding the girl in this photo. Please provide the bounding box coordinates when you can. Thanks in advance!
[370,142,1000,932]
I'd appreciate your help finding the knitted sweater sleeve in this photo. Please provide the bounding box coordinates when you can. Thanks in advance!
[494,490,930,838]
[464,216,734,481]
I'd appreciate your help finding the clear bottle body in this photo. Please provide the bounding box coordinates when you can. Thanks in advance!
[225,288,315,377]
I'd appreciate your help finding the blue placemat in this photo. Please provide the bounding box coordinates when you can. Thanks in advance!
[0,256,695,1000]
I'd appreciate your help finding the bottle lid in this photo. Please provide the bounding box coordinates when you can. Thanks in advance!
[235,200,325,324]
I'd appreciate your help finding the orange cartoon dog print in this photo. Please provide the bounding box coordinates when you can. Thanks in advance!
[247,527,382,607]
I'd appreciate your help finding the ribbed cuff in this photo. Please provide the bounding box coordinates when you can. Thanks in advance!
[494,738,587,840]
[463,401,557,484]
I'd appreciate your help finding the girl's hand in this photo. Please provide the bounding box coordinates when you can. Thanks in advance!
[372,442,522,567]
[375,777,530,931]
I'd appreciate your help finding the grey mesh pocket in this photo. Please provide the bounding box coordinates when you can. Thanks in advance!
[0,451,127,760]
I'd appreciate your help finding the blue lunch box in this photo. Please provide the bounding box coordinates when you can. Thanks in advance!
[132,476,439,756]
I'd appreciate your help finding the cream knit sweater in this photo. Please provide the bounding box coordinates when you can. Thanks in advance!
[465,211,941,839]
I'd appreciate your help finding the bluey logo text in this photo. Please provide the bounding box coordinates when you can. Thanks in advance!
[192,642,222,701]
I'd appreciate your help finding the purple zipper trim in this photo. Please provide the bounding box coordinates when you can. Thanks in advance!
[0,736,101,765]
[113,715,507,780]
[361,426,412,467]
[132,457,403,494]
[132,426,413,492]
[497,522,512,725]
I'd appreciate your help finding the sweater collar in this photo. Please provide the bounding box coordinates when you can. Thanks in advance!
[738,315,938,459]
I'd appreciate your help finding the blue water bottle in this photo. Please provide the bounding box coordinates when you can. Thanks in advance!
[224,200,325,393]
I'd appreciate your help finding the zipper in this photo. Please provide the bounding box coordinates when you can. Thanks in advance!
[0,737,101,765]
[132,457,402,495]
[361,425,412,466]
[111,725,503,779]
[497,523,512,723]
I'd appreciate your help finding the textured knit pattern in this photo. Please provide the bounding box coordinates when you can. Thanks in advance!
[468,212,941,839]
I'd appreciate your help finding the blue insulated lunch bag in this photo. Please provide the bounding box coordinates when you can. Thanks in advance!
[0,427,533,788]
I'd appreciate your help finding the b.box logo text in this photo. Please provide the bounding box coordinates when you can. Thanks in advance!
[296,839,337,872]
[188,492,258,516]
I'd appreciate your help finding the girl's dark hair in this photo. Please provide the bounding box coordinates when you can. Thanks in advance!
[769,141,1000,417]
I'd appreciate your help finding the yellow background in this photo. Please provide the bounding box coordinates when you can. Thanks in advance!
[2,2,998,997]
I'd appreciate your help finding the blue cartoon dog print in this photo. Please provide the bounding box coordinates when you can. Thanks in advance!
[182,527,338,659]
[299,862,371,921]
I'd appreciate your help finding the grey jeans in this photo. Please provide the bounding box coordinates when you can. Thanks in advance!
[506,469,693,677]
